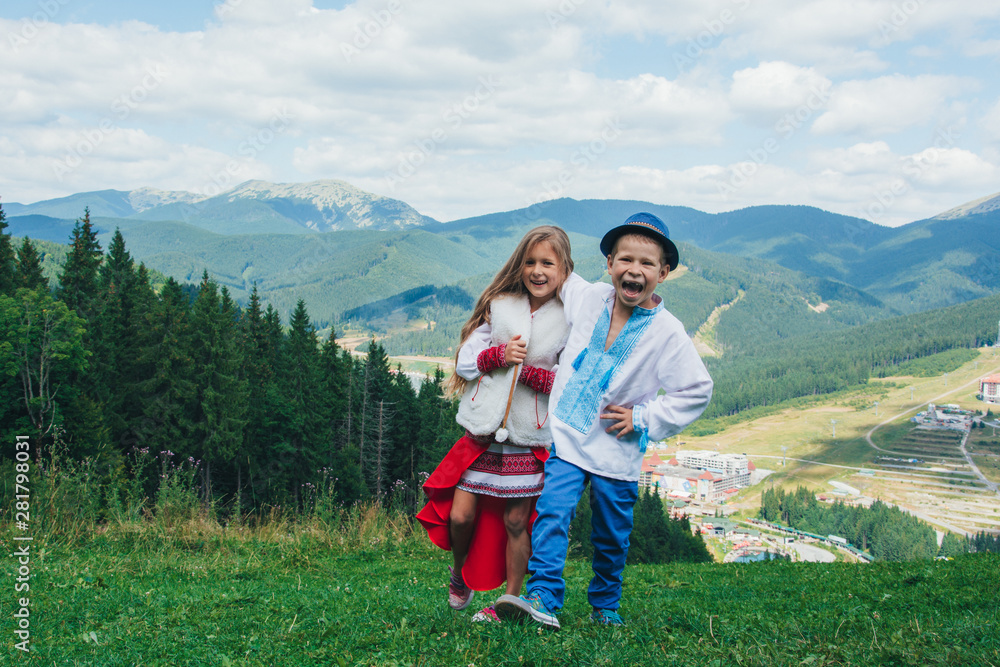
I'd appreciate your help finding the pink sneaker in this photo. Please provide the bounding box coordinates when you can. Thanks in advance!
[448,566,474,610]
[472,604,500,623]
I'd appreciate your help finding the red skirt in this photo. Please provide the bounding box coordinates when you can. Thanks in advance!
[415,434,549,592]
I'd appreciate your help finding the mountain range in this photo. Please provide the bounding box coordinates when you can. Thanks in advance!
[4,179,436,235]
[5,180,1000,357]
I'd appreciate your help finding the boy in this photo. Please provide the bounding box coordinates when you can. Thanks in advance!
[494,212,713,629]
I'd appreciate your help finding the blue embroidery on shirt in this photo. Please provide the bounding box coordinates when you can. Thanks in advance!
[555,299,656,434]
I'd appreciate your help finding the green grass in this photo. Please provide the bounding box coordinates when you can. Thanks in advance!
[5,521,998,666]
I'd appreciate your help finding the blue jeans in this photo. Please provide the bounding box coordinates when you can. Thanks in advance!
[526,456,639,611]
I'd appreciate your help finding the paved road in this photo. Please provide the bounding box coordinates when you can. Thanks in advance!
[863,367,1000,500]
[959,428,1000,496]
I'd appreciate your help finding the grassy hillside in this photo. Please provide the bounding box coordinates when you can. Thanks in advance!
[9,519,997,665]
[678,344,1000,535]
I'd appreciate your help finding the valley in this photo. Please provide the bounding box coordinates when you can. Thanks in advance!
[6,181,1000,548]
[674,347,1000,542]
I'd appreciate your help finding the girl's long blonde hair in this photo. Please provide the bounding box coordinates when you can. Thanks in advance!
[445,225,573,397]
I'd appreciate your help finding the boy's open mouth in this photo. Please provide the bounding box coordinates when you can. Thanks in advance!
[621,280,644,298]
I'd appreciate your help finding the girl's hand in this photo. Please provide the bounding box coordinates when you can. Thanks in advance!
[601,405,634,439]
[505,335,527,366]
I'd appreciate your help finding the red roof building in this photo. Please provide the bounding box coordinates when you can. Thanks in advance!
[981,374,1000,404]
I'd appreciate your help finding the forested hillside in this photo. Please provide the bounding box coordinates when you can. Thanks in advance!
[8,188,1000,452]
[703,290,999,418]
[759,486,938,561]
[1,209,464,516]
[101,219,490,326]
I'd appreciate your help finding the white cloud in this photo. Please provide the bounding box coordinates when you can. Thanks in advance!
[964,39,1000,58]
[812,74,974,137]
[730,61,832,121]
[1,0,999,226]
[808,141,896,175]
[982,98,1000,143]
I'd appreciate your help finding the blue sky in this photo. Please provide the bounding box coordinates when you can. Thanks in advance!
[2,0,999,225]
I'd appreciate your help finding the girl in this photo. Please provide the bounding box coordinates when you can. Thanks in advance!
[417,225,573,622]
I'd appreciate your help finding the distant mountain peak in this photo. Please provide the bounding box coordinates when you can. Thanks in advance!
[933,192,1000,220]
[217,178,438,231]
[6,179,439,234]
[127,187,206,213]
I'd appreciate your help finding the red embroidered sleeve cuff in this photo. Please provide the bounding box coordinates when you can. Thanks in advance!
[476,344,508,374]
[518,364,555,394]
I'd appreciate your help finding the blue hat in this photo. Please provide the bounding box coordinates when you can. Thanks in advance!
[599,212,679,270]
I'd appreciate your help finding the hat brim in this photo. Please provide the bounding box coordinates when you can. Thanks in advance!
[600,225,679,271]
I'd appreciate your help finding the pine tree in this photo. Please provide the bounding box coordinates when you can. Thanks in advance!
[244,303,292,505]
[239,284,284,508]
[317,327,364,504]
[57,208,102,320]
[92,229,148,450]
[357,339,394,493]
[0,201,18,296]
[629,487,672,564]
[134,277,196,465]
[277,299,326,506]
[370,398,395,500]
[15,238,47,291]
[676,515,712,563]
[387,365,421,509]
[189,271,247,504]
[414,367,462,478]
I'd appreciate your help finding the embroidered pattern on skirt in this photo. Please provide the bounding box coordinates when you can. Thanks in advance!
[457,442,544,498]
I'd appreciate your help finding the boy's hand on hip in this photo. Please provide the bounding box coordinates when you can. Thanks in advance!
[505,335,527,366]
[601,405,634,438]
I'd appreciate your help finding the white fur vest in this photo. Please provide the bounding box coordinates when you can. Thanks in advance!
[456,295,568,447]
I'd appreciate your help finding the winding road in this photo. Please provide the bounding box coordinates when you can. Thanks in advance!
[864,366,1000,499]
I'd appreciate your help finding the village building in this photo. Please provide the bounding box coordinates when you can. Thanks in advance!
[639,450,755,502]
[911,403,974,431]
[979,374,1000,404]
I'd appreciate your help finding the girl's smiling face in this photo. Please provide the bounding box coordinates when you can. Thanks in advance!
[522,239,564,310]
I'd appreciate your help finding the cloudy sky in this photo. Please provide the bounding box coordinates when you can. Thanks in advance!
[2,0,999,226]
